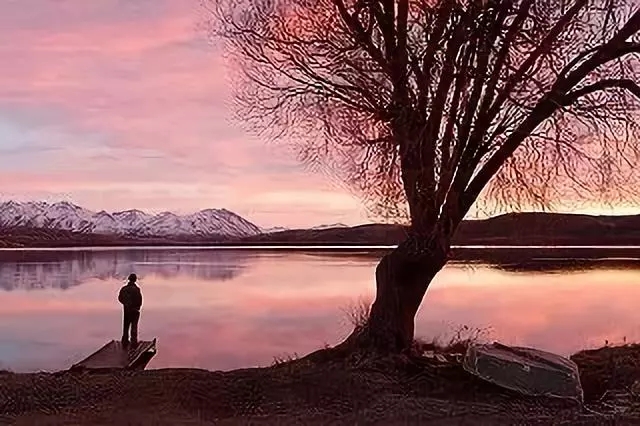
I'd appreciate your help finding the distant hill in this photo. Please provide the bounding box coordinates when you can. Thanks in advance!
[3,212,640,248]
[239,212,640,246]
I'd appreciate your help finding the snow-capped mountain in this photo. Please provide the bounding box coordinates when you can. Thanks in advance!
[261,226,289,234]
[311,223,349,230]
[0,201,261,238]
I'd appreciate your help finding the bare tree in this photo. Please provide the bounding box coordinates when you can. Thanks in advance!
[211,0,640,354]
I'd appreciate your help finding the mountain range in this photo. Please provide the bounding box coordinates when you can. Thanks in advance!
[2,200,640,248]
[0,201,260,238]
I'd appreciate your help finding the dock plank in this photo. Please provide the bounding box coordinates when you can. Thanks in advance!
[71,339,157,371]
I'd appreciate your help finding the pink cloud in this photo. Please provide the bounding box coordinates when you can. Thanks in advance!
[0,1,370,227]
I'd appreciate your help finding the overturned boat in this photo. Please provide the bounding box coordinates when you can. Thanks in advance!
[463,342,583,403]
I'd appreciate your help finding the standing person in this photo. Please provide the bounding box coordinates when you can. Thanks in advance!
[118,273,143,347]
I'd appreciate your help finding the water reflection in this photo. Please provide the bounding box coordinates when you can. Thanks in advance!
[0,249,250,291]
[2,249,640,373]
[490,258,640,273]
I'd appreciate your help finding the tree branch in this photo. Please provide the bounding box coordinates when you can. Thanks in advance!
[563,78,640,105]
[332,0,390,74]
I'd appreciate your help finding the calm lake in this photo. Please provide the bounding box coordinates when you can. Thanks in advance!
[1,247,640,373]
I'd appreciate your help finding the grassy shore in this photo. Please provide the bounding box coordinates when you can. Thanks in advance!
[2,344,640,425]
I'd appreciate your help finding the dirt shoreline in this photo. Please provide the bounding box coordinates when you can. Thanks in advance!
[2,345,640,425]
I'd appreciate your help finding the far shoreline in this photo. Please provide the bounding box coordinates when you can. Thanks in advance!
[5,242,640,249]
[3,244,640,272]
[5,242,640,250]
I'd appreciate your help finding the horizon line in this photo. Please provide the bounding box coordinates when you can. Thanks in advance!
[3,199,640,231]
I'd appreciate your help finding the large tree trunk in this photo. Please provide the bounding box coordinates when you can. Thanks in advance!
[339,230,451,355]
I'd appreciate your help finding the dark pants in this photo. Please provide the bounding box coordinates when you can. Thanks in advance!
[122,309,140,343]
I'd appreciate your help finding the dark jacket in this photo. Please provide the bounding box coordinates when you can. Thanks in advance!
[118,283,142,311]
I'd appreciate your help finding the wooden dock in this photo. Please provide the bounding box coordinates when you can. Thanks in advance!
[70,338,157,372]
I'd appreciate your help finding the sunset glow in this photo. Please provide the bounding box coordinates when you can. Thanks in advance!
[1,1,638,230]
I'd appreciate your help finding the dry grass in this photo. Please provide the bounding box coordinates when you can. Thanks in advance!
[3,342,640,424]
[340,297,371,331]
[339,299,491,356]
[571,344,640,403]
[413,325,493,355]
[272,353,301,366]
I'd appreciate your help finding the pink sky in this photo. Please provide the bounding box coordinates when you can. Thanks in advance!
[0,1,637,229]
[0,0,370,228]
